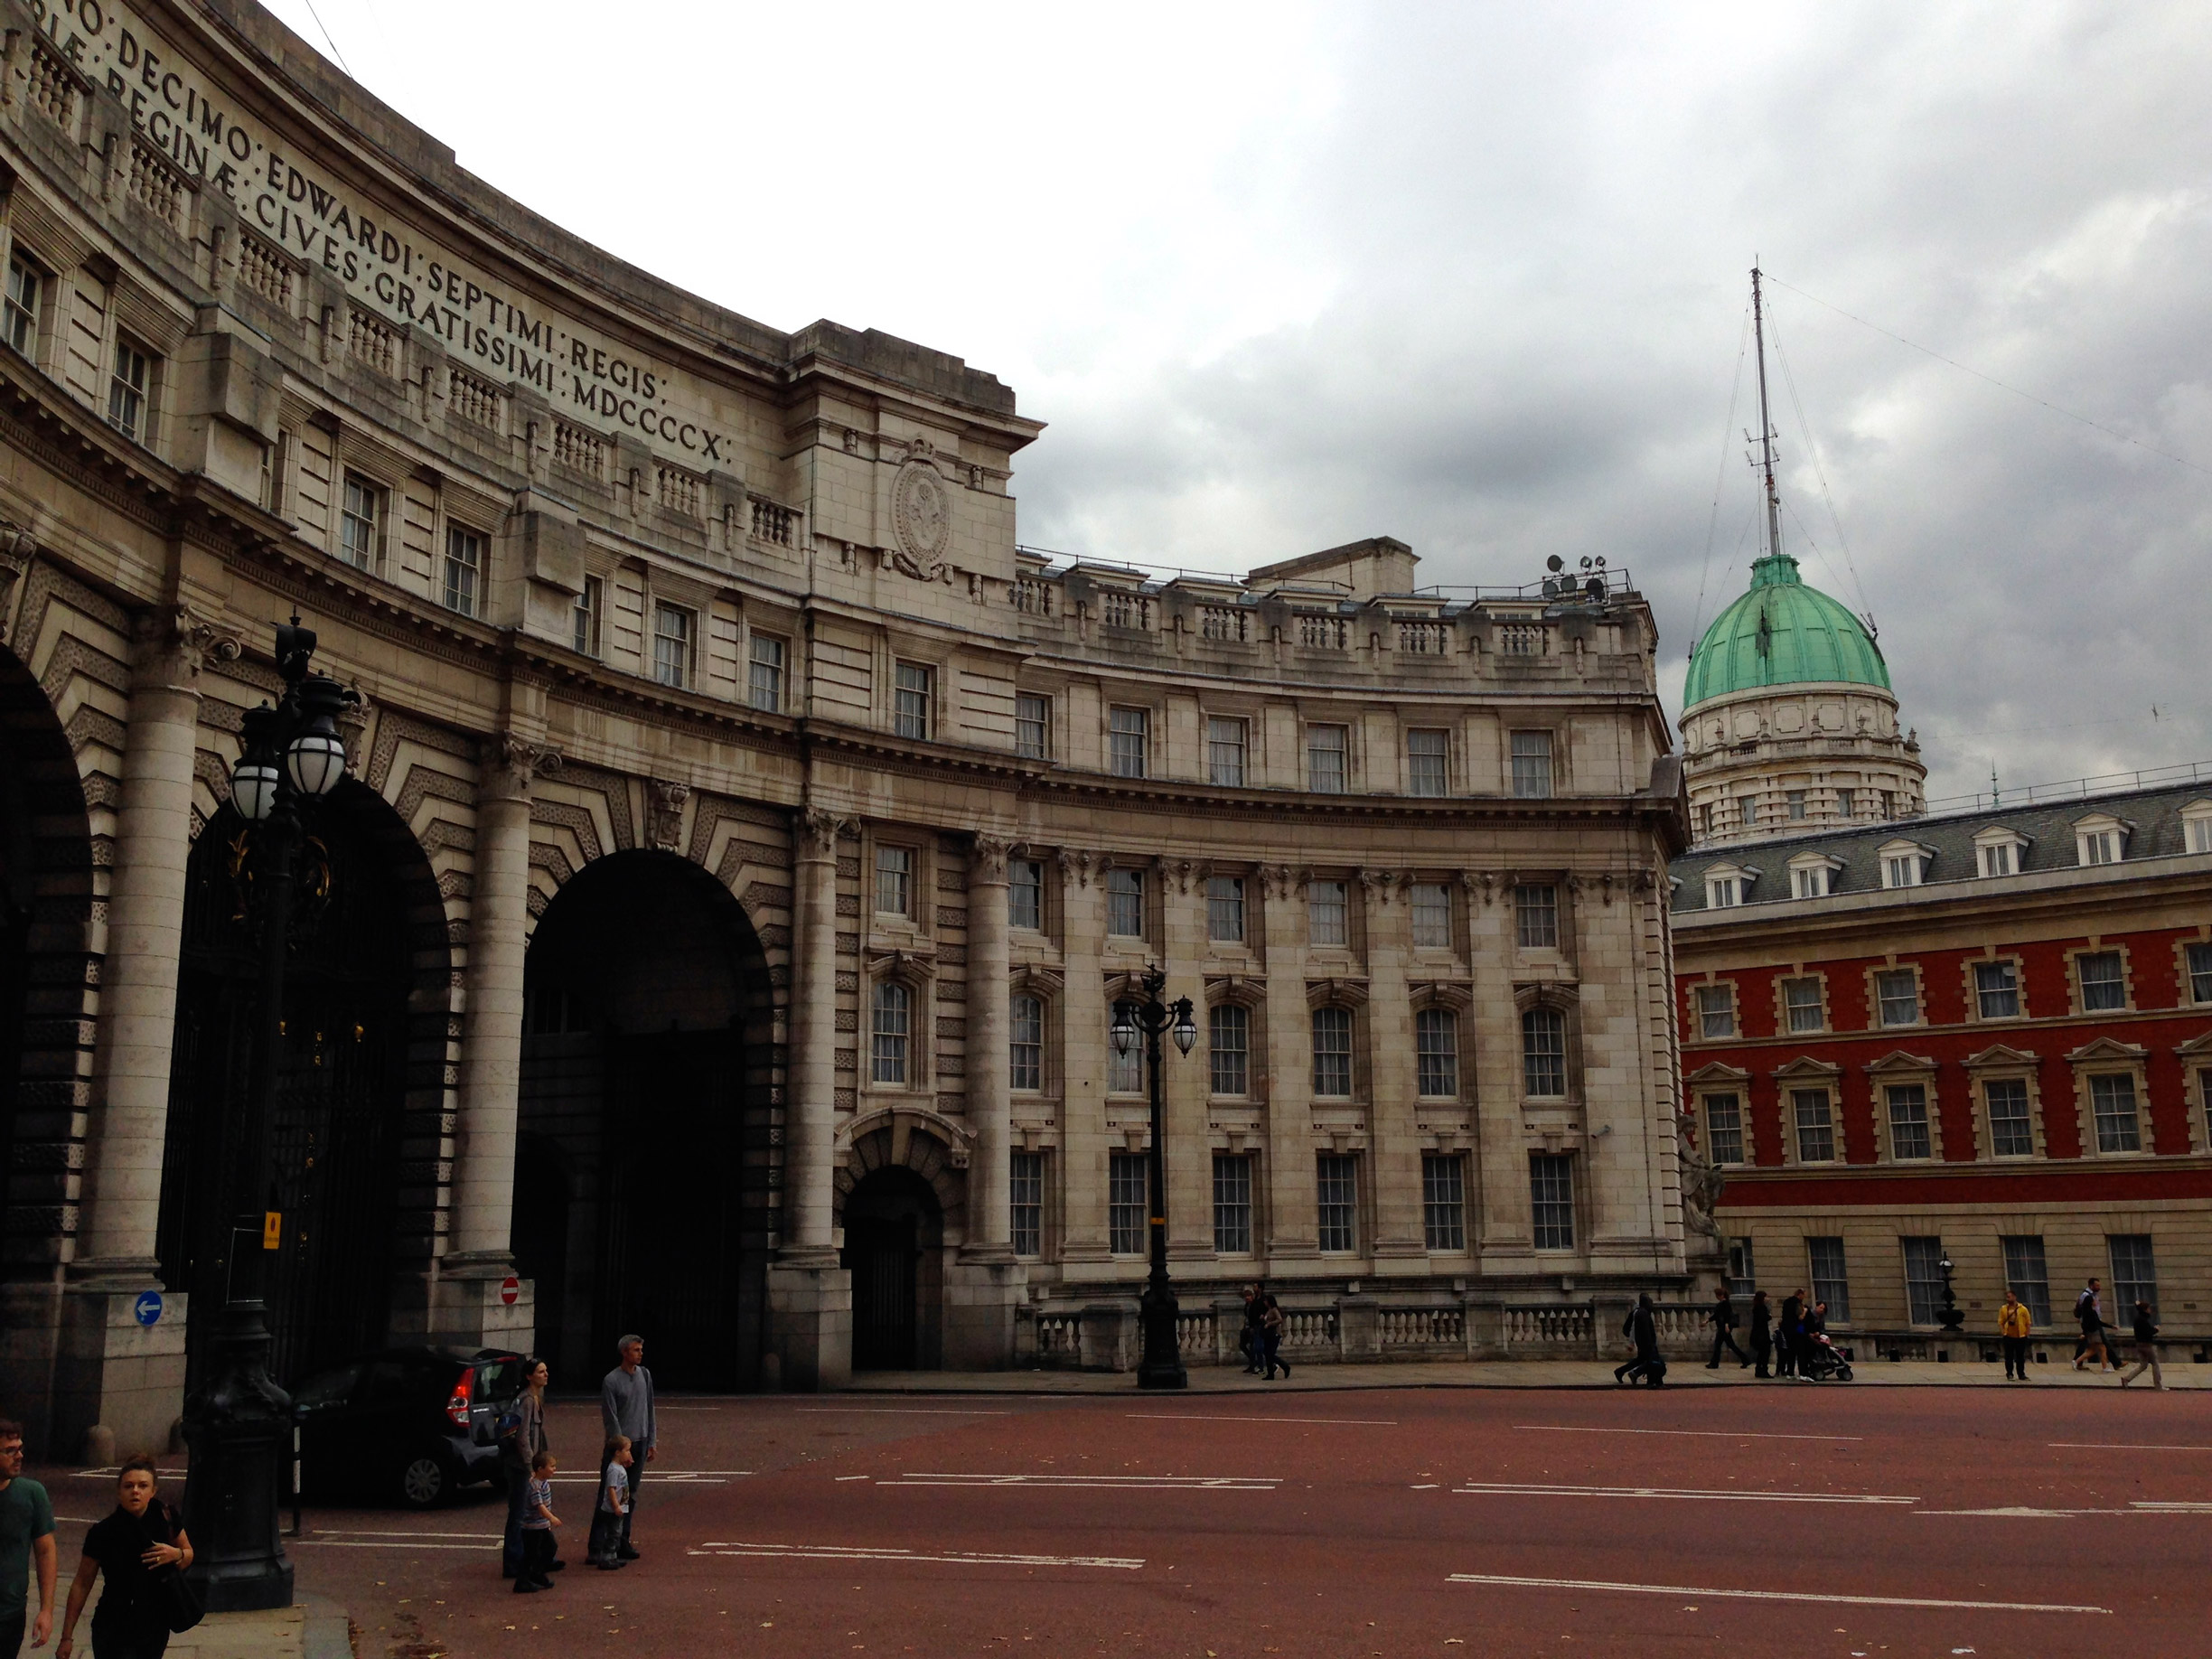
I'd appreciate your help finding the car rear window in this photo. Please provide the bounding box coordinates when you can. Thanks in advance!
[292,1363,362,1411]
[472,1357,521,1401]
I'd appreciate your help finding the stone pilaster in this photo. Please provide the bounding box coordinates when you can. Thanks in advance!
[1260,865,1318,1265]
[945,834,1022,1364]
[1468,869,1537,1270]
[1362,868,1427,1269]
[1055,850,1112,1267]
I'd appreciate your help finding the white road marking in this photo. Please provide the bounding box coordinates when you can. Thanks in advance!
[1126,1414,1399,1427]
[293,1540,496,1551]
[1448,1573,2108,1615]
[1916,1507,2130,1518]
[795,1408,1013,1418]
[834,1475,872,1482]
[879,1473,1278,1490]
[1514,1425,1863,1443]
[1455,1482,1914,1505]
[2048,1442,2212,1452]
[314,1530,501,1541]
[1410,1484,1441,1490]
[693,1542,1142,1570]
[2132,1501,2212,1513]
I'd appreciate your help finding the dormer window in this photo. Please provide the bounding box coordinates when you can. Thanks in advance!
[2182,800,2212,856]
[2075,813,2130,867]
[1788,851,1843,900]
[1973,825,2031,878]
[1877,839,1932,889]
[1704,862,1754,909]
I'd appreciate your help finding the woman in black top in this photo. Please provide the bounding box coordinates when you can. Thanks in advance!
[55,1454,192,1659]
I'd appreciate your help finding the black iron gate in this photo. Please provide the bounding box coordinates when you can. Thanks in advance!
[848,1216,919,1371]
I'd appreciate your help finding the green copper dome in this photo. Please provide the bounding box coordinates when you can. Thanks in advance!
[1682,553,1890,709]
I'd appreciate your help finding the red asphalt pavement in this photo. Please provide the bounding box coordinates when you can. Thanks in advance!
[41,1382,2212,1657]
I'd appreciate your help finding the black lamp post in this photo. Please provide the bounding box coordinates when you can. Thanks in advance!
[1110,967,1197,1390]
[1936,1256,1965,1334]
[182,616,353,1612]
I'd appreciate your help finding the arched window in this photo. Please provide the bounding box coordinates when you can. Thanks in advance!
[1415,1007,1459,1099]
[1521,1005,1567,1098]
[1311,1006,1353,1097]
[1010,993,1045,1092]
[872,979,912,1084]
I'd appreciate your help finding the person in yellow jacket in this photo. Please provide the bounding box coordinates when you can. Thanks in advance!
[1998,1289,2034,1381]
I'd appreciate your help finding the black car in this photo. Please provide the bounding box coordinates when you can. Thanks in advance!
[290,1346,527,1508]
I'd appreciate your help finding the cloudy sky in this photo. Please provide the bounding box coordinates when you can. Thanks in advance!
[263,1,2212,801]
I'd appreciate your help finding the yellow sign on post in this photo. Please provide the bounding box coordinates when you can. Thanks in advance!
[263,1211,283,1251]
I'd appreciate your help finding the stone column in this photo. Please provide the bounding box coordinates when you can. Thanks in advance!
[1260,865,1318,1267]
[945,834,1021,1366]
[1055,850,1112,1266]
[62,607,237,1457]
[1362,868,1428,1270]
[1467,869,1537,1270]
[767,808,851,1388]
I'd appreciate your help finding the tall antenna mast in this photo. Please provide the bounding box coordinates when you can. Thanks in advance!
[1750,261,1783,564]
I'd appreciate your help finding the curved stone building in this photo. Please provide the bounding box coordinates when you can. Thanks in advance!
[0,0,1689,1455]
[1680,553,1925,848]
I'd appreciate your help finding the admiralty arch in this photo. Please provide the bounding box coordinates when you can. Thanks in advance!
[0,0,1690,1455]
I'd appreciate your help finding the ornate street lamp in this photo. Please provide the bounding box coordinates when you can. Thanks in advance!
[183,616,353,1612]
[1936,1256,1965,1334]
[1110,966,1197,1389]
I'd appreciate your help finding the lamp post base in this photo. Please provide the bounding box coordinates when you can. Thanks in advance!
[1136,1280,1187,1390]
[182,1299,294,1611]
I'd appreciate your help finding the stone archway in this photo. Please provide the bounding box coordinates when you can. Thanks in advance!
[834,1121,967,1372]
[517,849,774,1391]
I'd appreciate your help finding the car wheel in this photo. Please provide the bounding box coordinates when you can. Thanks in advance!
[399,1454,450,1509]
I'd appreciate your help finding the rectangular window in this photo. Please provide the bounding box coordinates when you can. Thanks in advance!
[1522,1006,1567,1097]
[1510,730,1554,799]
[1106,867,1145,939]
[1514,884,1559,950]
[1015,692,1051,760]
[1738,794,1758,831]
[1876,969,1919,1027]
[1209,1003,1250,1097]
[2091,1073,2142,1153]
[2193,817,2212,855]
[1213,1154,1253,1254]
[1879,790,1896,819]
[108,335,153,441]
[1529,1153,1574,1251]
[3,252,40,356]
[1974,960,2020,1019]
[875,845,913,917]
[1009,994,1044,1092]
[1706,876,1739,909]
[1109,706,1148,778]
[1010,1151,1044,1258]
[2082,830,2119,867]
[1885,1083,1932,1160]
[1415,1008,1458,1099]
[1308,880,1349,947]
[1884,854,1921,889]
[574,576,604,659]
[339,473,381,571]
[443,526,482,617]
[1311,1006,1354,1098]
[1108,1151,1148,1254]
[1981,842,2013,877]
[1009,859,1044,931]
[1108,1000,1145,1095]
[1422,1153,1467,1251]
[2188,942,2212,1005]
[652,604,693,689]
[1786,789,1807,821]
[2077,951,2126,1012]
[1695,983,1736,1040]
[1782,977,1825,1034]
[2109,1233,2158,1317]
[1794,865,1828,900]
[1729,1237,1757,1295]
[1985,1077,2035,1158]
[1700,801,1714,838]
[1206,876,1245,944]
[1836,788,1855,820]
[748,633,785,712]
[1702,1092,1744,1166]
[1902,1236,1945,1326]
[1317,1154,1358,1252]
[894,661,933,741]
[1410,882,1451,950]
[1792,1088,1835,1163]
[1807,1236,1851,1322]
[2001,1234,2051,1326]
[1307,725,1348,793]
[1206,717,1248,787]
[1406,729,1448,796]
[870,979,911,1085]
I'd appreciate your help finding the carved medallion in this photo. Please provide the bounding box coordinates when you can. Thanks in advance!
[892,459,951,579]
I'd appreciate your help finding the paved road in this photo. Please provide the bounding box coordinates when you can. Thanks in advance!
[41,1382,2212,1657]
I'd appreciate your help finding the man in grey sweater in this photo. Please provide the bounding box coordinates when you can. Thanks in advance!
[599,1335,656,1560]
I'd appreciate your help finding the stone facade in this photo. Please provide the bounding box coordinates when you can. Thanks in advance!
[1680,680,1926,849]
[0,0,1690,1453]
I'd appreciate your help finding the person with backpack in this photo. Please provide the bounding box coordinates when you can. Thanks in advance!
[2073,1279,2115,1373]
[1998,1290,2034,1381]
[1704,1285,1748,1370]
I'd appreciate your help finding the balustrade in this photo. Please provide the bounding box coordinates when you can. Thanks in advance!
[236,231,293,307]
[346,307,398,377]
[1297,611,1348,650]
[28,40,76,129]
[448,367,501,431]
[127,138,186,230]
[553,422,604,479]
[656,464,701,517]
[751,499,794,546]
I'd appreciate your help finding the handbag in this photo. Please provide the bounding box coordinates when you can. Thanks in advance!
[136,1505,204,1634]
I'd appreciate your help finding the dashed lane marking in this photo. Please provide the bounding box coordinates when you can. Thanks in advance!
[1514,1425,1863,1442]
[1448,1573,2109,1615]
[693,1542,1143,1570]
[794,1408,1014,1417]
[2048,1442,2212,1452]
[1126,1414,1399,1426]
[877,1473,1278,1490]
[1455,1482,1915,1505]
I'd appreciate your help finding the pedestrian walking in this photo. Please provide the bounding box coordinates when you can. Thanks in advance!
[1748,1290,1773,1379]
[599,1335,656,1561]
[1776,1289,1803,1380]
[1704,1285,1748,1370]
[513,1451,560,1594]
[588,1437,634,1570]
[1239,1285,1267,1375]
[2072,1279,2114,1373]
[1998,1290,2034,1381]
[1261,1294,1292,1380]
[1614,1293,1664,1386]
[0,1419,57,1659]
[2120,1300,2164,1391]
[500,1357,552,1581]
[53,1454,192,1659]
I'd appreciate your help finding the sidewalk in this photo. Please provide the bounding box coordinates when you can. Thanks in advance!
[839,1355,2207,1393]
[50,1579,352,1659]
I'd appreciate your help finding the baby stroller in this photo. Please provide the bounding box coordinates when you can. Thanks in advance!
[1797,1330,1854,1382]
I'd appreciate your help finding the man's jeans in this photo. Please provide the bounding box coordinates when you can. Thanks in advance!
[0,1608,26,1659]
[502,1466,530,1577]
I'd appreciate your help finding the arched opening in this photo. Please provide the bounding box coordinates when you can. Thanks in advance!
[157,779,445,1387]
[841,1165,945,1372]
[517,850,773,1391]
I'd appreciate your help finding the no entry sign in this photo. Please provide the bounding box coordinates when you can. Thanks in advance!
[501,1275,520,1306]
